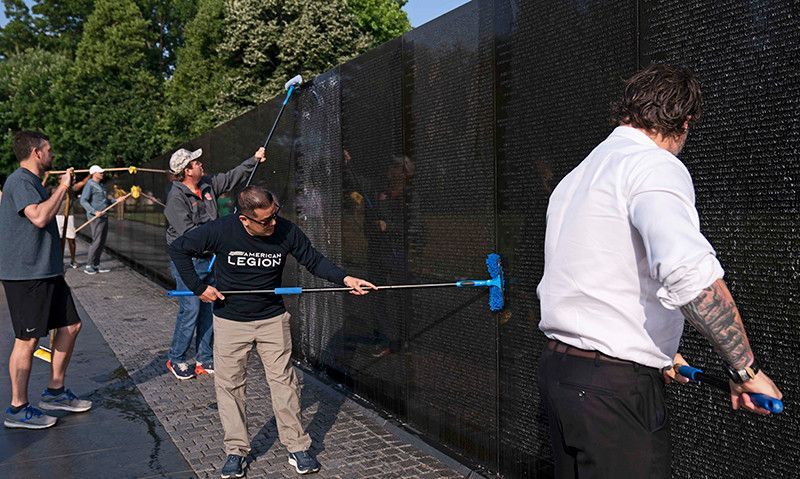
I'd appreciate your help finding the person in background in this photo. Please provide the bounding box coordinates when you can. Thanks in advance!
[55,174,90,269]
[217,192,233,217]
[79,165,118,274]
[365,156,414,357]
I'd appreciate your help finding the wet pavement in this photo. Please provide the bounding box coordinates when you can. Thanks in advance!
[0,285,194,478]
[0,240,474,478]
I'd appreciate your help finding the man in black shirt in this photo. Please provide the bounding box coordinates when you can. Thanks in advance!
[169,186,375,478]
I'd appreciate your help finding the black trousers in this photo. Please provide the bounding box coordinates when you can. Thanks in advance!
[538,346,671,479]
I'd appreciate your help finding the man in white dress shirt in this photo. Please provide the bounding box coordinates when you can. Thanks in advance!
[537,64,782,478]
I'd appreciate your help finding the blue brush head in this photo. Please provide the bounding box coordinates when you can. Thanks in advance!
[485,253,505,311]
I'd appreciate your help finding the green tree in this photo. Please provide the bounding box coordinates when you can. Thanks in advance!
[4,0,195,70]
[30,0,94,54]
[0,48,71,175]
[160,0,226,141]
[214,0,403,120]
[137,0,197,76]
[0,1,40,58]
[54,0,162,167]
[348,0,409,45]
[164,0,410,145]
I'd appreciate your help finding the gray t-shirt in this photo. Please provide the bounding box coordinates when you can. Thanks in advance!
[0,167,63,280]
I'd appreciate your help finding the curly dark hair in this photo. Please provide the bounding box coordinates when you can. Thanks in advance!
[610,64,702,137]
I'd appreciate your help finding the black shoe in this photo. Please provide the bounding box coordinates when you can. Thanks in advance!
[220,454,246,478]
[288,450,321,474]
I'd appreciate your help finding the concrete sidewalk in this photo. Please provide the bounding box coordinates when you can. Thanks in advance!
[8,240,473,478]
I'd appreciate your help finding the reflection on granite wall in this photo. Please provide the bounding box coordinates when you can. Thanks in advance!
[102,1,798,477]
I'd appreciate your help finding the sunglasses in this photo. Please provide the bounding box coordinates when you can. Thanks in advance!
[242,205,281,226]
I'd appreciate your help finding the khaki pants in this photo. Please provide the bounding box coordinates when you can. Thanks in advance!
[214,313,312,456]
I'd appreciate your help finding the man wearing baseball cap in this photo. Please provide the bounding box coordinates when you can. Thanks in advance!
[79,164,118,274]
[164,146,266,380]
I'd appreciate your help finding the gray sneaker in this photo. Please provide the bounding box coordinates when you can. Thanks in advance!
[97,265,111,273]
[4,404,58,429]
[38,388,92,413]
[83,265,98,275]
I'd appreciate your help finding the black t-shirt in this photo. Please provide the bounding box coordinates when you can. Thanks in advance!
[169,214,347,321]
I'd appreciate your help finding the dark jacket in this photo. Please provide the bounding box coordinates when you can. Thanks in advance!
[169,215,348,321]
[164,156,257,245]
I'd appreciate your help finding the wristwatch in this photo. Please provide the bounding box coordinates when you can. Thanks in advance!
[726,358,760,383]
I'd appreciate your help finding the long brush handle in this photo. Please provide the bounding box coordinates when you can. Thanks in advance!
[49,166,132,175]
[167,283,459,297]
[60,186,72,253]
[207,85,297,269]
[74,192,131,233]
[44,166,168,185]
[139,192,166,208]
[241,84,297,192]
[677,365,783,414]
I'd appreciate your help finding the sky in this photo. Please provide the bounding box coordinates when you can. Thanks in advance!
[2,0,472,29]
[403,0,471,28]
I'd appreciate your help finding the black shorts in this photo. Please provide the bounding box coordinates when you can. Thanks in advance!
[2,276,81,339]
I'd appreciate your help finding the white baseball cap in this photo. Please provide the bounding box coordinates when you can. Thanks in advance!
[89,165,104,174]
[169,148,203,174]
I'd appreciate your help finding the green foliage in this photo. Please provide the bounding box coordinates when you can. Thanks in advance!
[213,0,372,120]
[31,0,94,54]
[136,0,198,76]
[0,1,41,57]
[163,0,411,142]
[160,0,226,141]
[54,0,163,167]
[347,0,409,45]
[1,0,412,169]
[0,48,71,176]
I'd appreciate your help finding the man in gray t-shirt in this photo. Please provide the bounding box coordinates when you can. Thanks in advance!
[0,167,63,279]
[0,131,92,430]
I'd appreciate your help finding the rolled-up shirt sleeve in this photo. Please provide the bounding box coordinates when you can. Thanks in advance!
[628,158,724,309]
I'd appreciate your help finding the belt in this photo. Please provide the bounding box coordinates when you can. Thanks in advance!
[546,339,634,366]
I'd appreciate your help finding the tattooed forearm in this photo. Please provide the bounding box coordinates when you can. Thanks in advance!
[680,278,754,370]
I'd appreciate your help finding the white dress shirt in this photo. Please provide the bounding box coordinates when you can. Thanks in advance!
[537,126,724,369]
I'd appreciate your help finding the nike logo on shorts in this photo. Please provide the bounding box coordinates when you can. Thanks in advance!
[26,328,36,333]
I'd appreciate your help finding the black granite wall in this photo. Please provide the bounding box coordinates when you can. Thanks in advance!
[105,1,798,476]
